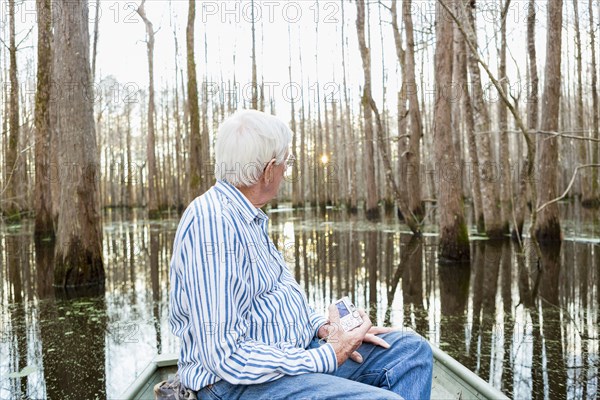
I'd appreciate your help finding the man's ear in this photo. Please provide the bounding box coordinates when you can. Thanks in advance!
[263,158,277,184]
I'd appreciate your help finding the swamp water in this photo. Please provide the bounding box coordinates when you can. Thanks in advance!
[0,204,598,399]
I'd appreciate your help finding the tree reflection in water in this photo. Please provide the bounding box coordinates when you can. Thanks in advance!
[0,207,598,399]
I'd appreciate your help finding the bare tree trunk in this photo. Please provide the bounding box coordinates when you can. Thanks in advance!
[179,69,189,205]
[298,36,307,206]
[324,94,331,206]
[0,67,4,210]
[118,116,125,206]
[201,30,212,193]
[91,0,100,82]
[172,26,183,211]
[53,0,104,287]
[287,24,299,207]
[338,92,348,207]
[307,101,316,206]
[396,88,409,220]
[573,0,588,200]
[498,0,512,233]
[173,92,183,210]
[290,81,300,207]
[355,103,363,210]
[513,0,538,240]
[356,0,379,220]
[583,0,599,206]
[340,0,354,210]
[49,0,60,223]
[434,1,469,262]
[168,98,174,208]
[186,0,202,202]
[314,20,325,209]
[331,94,339,206]
[109,146,116,206]
[466,4,503,238]
[96,103,105,206]
[299,91,307,205]
[4,0,24,221]
[398,0,424,219]
[534,0,563,242]
[314,95,323,207]
[251,0,258,110]
[125,103,133,207]
[137,1,159,217]
[34,0,54,237]
[377,3,392,210]
[372,0,418,232]
[451,7,464,193]
[456,1,484,233]
[161,94,170,208]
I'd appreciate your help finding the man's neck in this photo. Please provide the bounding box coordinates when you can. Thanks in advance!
[237,184,268,209]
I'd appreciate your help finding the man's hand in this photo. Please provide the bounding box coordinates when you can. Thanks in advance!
[362,326,394,348]
[345,326,394,361]
[324,304,372,367]
[319,319,394,364]
[317,323,330,340]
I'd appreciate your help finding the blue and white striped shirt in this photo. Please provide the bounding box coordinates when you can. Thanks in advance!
[169,180,337,390]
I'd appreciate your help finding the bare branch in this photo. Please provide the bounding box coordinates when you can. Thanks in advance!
[438,0,530,139]
[474,130,600,142]
[377,0,392,12]
[438,0,544,263]
[16,26,35,49]
[536,164,600,212]
[369,96,422,233]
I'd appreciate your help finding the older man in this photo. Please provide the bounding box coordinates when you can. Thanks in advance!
[169,110,432,399]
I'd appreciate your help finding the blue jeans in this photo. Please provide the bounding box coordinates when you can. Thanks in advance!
[197,331,433,400]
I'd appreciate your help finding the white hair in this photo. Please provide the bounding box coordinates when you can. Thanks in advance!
[214,110,292,187]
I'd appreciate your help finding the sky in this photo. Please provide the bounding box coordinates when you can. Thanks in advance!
[95,0,553,119]
[93,0,381,118]
[4,0,599,127]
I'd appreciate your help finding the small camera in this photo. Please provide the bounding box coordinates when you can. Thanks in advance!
[334,297,364,332]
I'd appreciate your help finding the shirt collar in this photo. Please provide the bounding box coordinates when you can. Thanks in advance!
[214,180,269,224]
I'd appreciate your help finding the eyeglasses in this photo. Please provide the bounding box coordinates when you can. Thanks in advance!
[264,153,295,174]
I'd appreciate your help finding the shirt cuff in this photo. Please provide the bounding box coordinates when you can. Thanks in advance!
[307,343,338,374]
[310,314,329,338]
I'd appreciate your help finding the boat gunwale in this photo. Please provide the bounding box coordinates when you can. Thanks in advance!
[429,344,509,400]
[121,348,510,400]
[120,355,173,400]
